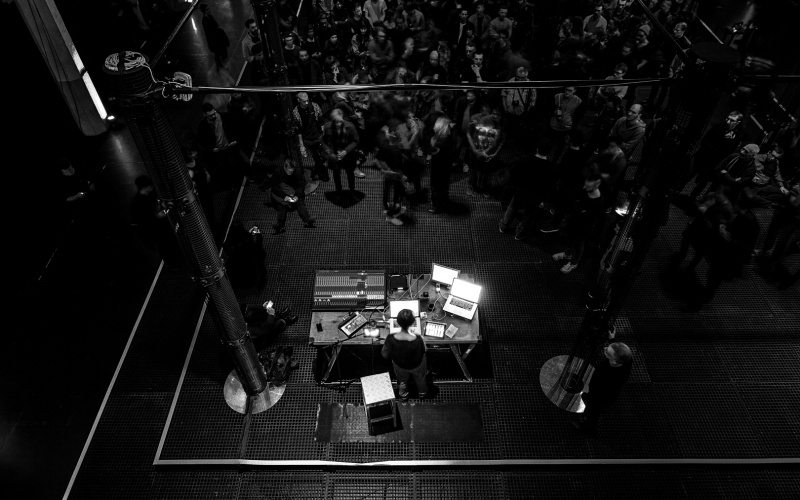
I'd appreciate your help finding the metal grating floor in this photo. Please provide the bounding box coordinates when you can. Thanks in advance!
[70,139,799,499]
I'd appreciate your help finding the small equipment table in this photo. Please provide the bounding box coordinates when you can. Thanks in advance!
[309,273,482,383]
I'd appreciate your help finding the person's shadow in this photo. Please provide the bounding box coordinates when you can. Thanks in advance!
[325,190,365,208]
[662,261,707,310]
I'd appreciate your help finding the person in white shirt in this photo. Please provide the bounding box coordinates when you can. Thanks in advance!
[363,0,387,27]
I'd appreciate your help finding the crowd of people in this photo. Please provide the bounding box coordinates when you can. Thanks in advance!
[672,114,799,307]
[168,0,798,296]
[205,1,696,233]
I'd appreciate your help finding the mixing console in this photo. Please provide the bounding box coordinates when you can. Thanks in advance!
[312,270,386,311]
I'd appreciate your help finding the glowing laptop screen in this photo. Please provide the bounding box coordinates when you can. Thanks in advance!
[431,263,460,286]
[451,279,482,303]
[389,300,420,318]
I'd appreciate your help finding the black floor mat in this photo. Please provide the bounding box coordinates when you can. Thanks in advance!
[314,402,484,443]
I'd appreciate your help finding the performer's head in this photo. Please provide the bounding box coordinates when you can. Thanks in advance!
[396,309,415,330]
[605,342,633,367]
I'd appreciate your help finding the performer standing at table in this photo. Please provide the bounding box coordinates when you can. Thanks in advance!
[381,309,429,401]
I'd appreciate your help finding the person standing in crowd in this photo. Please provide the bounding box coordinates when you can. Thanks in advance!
[549,87,583,163]
[322,108,361,201]
[363,0,388,27]
[485,5,513,42]
[394,110,425,199]
[552,165,605,274]
[417,50,447,83]
[541,131,594,234]
[609,104,646,158]
[428,116,455,214]
[296,49,323,90]
[323,56,350,85]
[293,92,328,189]
[593,63,629,104]
[671,190,735,277]
[453,89,480,173]
[322,32,347,63]
[486,30,513,82]
[197,102,250,190]
[376,123,408,225]
[303,25,323,61]
[500,139,554,241]
[242,18,263,64]
[368,28,395,81]
[345,4,371,39]
[583,2,608,36]
[683,111,744,194]
[200,4,229,69]
[690,143,759,201]
[466,105,505,198]
[595,139,627,210]
[743,145,789,207]
[269,159,316,235]
[755,171,800,288]
[501,66,536,130]
[282,32,302,82]
[459,51,489,83]
[573,342,633,434]
[349,24,373,70]
[381,309,430,401]
[469,2,491,42]
[448,7,474,54]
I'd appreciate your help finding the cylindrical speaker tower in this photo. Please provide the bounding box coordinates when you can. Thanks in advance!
[103,51,268,397]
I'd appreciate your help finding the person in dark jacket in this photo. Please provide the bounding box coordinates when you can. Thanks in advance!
[375,124,409,225]
[381,309,429,401]
[690,143,759,200]
[200,4,229,68]
[742,145,789,207]
[574,342,633,434]
[240,301,298,351]
[452,89,480,171]
[683,111,744,192]
[223,222,267,288]
[270,159,316,235]
[197,103,250,190]
[428,116,455,214]
[595,139,627,210]
[499,138,554,240]
[322,108,361,199]
[552,165,606,274]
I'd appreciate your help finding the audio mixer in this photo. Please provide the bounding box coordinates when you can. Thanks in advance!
[312,270,386,311]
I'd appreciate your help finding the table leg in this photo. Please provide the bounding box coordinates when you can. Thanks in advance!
[462,342,478,360]
[321,345,342,383]
[449,344,473,382]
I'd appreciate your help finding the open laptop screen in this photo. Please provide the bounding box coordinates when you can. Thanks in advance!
[389,300,420,318]
[451,279,482,303]
[432,263,460,286]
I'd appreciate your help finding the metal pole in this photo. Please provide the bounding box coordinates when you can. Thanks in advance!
[103,51,268,399]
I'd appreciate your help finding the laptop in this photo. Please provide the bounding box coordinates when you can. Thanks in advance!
[388,299,421,334]
[443,278,482,320]
[431,263,460,288]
